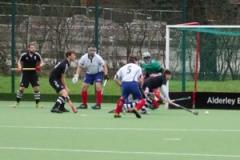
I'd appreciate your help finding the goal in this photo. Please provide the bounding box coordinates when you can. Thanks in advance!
[165,24,240,108]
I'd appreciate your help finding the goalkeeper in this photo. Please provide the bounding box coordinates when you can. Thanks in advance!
[140,51,163,79]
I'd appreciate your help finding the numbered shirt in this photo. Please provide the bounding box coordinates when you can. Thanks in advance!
[78,53,105,74]
[49,59,70,79]
[115,63,142,82]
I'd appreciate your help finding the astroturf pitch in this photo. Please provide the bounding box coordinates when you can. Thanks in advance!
[0,101,240,160]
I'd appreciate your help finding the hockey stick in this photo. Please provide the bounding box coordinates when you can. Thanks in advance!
[171,102,199,116]
[149,96,191,104]
[11,68,36,71]
[172,96,191,102]
[67,99,78,113]
[101,79,108,95]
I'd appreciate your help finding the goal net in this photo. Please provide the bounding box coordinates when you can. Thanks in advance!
[165,24,240,107]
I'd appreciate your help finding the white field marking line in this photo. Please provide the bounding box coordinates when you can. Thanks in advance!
[0,125,240,133]
[0,146,240,158]
[163,138,182,141]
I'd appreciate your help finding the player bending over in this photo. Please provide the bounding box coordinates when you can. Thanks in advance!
[115,70,172,115]
[72,45,109,110]
[113,56,146,119]
[142,69,173,110]
[13,43,44,108]
[49,51,77,113]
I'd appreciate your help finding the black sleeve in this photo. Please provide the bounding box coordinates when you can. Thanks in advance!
[20,54,25,62]
[60,63,66,74]
[36,53,42,62]
[162,77,167,85]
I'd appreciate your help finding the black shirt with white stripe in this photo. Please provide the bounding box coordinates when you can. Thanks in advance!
[19,51,42,74]
[49,59,70,80]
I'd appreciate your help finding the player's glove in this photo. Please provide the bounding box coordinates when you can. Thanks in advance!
[16,67,22,72]
[104,74,110,80]
[72,74,79,84]
[36,65,41,72]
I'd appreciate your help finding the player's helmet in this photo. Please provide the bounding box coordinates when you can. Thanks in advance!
[142,51,151,58]
[142,51,151,64]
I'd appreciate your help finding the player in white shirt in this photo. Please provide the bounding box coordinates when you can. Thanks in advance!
[72,46,109,109]
[113,56,146,118]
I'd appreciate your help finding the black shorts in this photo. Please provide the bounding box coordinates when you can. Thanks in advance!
[142,83,154,93]
[20,73,39,88]
[49,78,65,93]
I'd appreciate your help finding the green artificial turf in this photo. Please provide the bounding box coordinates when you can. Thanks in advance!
[0,101,240,160]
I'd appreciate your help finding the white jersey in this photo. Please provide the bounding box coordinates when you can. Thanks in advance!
[115,63,142,82]
[78,53,105,74]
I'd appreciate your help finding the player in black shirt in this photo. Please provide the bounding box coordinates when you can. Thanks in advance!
[13,44,43,108]
[142,70,172,110]
[49,51,77,113]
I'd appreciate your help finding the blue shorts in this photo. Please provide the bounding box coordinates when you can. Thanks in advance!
[84,72,103,85]
[121,81,143,103]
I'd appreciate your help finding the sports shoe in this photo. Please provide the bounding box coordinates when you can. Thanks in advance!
[59,103,69,112]
[51,107,63,113]
[77,104,88,109]
[91,104,101,110]
[114,113,121,118]
[132,109,141,119]
[140,108,148,114]
[61,107,70,112]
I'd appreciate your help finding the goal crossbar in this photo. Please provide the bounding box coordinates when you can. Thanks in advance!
[167,25,240,29]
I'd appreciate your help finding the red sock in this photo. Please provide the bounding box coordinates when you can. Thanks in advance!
[152,99,160,109]
[81,91,88,105]
[135,99,146,110]
[114,97,124,113]
[96,90,102,105]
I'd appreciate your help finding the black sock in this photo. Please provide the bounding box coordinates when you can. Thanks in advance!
[17,98,21,103]
[36,100,39,104]
[53,96,65,109]
[16,90,23,103]
[34,92,40,104]
[59,102,66,110]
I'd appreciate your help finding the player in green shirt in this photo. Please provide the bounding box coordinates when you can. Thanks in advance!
[140,51,163,79]
[139,51,164,114]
